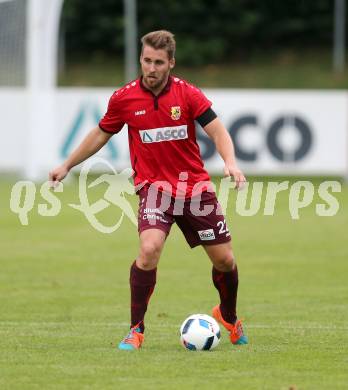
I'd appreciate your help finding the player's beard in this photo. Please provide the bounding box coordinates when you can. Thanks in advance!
[144,70,170,92]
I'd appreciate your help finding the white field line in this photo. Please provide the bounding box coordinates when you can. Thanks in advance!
[0,321,348,331]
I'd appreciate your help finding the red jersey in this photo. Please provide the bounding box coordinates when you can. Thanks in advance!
[99,76,213,198]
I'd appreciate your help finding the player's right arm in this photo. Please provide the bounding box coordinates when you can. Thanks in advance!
[49,126,113,186]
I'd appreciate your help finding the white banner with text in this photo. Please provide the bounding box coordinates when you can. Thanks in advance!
[0,88,347,178]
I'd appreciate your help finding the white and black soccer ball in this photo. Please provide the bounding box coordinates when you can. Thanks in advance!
[180,314,221,351]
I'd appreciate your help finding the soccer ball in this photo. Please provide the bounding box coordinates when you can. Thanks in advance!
[180,314,221,351]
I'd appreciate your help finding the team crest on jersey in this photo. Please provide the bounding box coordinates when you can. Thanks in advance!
[170,106,181,120]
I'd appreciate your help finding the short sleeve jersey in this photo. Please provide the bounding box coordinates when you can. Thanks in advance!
[99,76,213,198]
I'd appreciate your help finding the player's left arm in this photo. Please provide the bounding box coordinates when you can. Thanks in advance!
[203,117,246,189]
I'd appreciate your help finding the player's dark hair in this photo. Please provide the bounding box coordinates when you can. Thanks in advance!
[141,30,176,59]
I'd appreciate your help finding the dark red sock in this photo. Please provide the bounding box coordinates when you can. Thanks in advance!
[212,265,238,324]
[130,261,156,333]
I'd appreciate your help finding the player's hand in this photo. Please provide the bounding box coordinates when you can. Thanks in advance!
[49,164,69,188]
[223,163,246,190]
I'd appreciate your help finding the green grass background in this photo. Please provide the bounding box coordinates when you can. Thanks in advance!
[59,50,348,89]
[0,176,347,389]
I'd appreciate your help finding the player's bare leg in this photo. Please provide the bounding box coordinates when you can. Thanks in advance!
[136,228,166,270]
[204,242,248,345]
[204,241,235,272]
[119,229,166,350]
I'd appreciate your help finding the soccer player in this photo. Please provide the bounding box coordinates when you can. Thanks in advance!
[49,30,248,350]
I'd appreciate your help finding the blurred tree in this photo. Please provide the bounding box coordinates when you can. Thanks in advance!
[61,0,345,65]
[62,0,124,59]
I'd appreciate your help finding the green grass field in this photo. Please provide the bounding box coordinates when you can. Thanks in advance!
[1,176,347,390]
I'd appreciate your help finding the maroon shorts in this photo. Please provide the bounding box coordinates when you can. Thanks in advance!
[137,186,231,248]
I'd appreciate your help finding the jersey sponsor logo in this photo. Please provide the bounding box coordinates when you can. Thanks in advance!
[170,106,181,120]
[135,110,146,116]
[139,125,188,143]
[198,229,215,241]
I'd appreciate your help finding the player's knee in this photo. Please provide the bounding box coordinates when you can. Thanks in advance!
[213,250,236,272]
[138,240,162,267]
